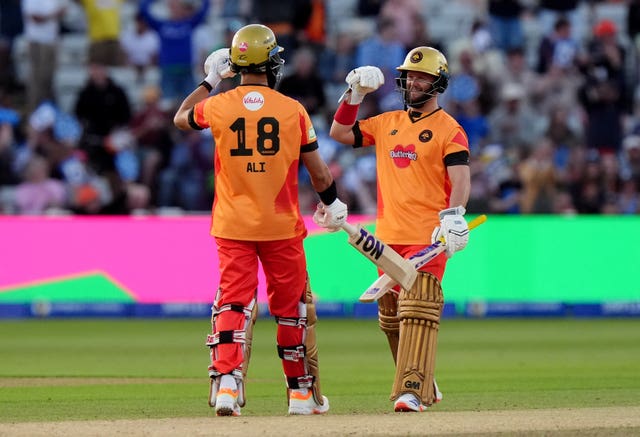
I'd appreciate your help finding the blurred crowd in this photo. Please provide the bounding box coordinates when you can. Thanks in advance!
[0,0,639,216]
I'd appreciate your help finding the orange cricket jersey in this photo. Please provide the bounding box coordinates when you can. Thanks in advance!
[193,85,318,241]
[357,108,469,244]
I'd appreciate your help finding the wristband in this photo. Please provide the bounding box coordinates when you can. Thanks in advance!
[317,180,338,205]
[199,80,213,92]
[334,100,359,125]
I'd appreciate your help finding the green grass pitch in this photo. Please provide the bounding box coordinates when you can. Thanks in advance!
[1,317,639,421]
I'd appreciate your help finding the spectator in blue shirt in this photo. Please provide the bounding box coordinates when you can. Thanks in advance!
[354,17,405,112]
[140,0,210,103]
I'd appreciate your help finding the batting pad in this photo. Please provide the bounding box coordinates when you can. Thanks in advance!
[207,290,257,408]
[391,272,443,406]
[238,300,258,407]
[377,291,400,364]
[304,279,325,406]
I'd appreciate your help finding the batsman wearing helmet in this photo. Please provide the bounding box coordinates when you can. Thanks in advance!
[325,47,471,412]
[174,24,348,416]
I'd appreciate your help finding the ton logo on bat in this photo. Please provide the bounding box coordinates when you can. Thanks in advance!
[355,228,385,260]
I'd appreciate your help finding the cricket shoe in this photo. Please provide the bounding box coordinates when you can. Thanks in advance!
[394,393,427,412]
[215,387,241,416]
[434,379,443,403]
[288,389,330,415]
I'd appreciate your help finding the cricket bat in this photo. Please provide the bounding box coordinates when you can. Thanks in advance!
[340,222,417,291]
[358,214,487,303]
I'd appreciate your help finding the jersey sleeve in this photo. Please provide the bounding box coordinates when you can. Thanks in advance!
[191,98,211,129]
[445,126,469,155]
[353,117,379,148]
[298,103,319,153]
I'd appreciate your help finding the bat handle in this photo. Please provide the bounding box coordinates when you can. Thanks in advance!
[340,221,359,237]
[345,215,486,242]
[468,214,487,230]
[337,87,351,104]
[437,214,487,243]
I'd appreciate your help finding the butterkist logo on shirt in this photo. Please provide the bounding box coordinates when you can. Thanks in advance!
[390,145,417,168]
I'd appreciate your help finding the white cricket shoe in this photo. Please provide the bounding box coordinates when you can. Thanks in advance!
[434,378,443,403]
[394,393,427,412]
[394,379,442,412]
[215,387,241,416]
[288,388,330,415]
[215,375,241,416]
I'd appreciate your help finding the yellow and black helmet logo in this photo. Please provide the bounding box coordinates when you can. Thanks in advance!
[410,51,423,63]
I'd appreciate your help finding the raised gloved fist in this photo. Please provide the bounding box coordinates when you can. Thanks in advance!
[345,66,384,104]
[312,199,348,232]
[431,206,469,258]
[204,48,236,89]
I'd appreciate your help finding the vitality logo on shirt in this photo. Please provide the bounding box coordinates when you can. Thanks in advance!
[390,144,417,168]
[243,91,265,111]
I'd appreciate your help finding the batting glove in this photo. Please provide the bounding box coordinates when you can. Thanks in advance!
[431,206,469,258]
[345,66,384,104]
[313,199,348,232]
[203,48,236,89]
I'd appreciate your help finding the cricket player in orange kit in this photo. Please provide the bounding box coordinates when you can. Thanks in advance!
[174,24,347,417]
[325,46,471,412]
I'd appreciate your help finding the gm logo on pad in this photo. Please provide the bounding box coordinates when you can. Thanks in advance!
[404,380,421,390]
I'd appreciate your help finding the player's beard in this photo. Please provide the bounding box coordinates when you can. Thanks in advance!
[406,85,434,108]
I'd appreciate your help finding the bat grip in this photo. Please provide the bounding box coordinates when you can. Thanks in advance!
[344,215,485,245]
[437,214,486,244]
[337,87,351,104]
[340,221,358,237]
[468,214,487,230]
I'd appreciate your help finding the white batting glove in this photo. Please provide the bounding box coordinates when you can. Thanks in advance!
[313,199,348,232]
[203,48,236,89]
[431,206,469,258]
[345,66,384,104]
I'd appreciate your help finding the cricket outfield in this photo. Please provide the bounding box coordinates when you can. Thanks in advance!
[1,318,639,436]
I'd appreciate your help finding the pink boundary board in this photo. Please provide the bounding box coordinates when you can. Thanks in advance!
[0,215,372,303]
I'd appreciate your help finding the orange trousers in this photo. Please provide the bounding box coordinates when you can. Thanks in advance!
[210,235,308,378]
